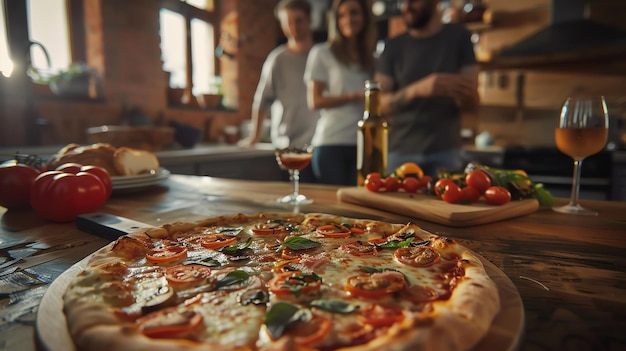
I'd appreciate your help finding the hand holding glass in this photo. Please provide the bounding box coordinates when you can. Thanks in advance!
[275,146,313,205]
[554,96,608,215]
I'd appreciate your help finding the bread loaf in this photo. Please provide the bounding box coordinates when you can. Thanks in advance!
[46,143,121,176]
[113,147,160,176]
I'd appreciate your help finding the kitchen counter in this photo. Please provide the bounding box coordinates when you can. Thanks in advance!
[0,176,625,351]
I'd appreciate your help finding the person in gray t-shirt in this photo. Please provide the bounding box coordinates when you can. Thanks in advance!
[375,0,479,177]
[239,0,319,182]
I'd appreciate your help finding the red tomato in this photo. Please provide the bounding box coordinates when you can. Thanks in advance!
[278,313,332,346]
[383,176,401,192]
[434,178,456,198]
[200,234,238,249]
[340,240,377,256]
[357,304,406,327]
[0,163,41,209]
[137,308,204,338]
[465,170,492,194]
[394,246,441,267]
[345,272,407,299]
[56,163,112,197]
[440,182,462,204]
[146,245,188,262]
[316,224,351,238]
[364,173,383,192]
[459,186,481,203]
[165,264,211,285]
[419,175,433,188]
[366,172,381,182]
[484,186,512,205]
[30,170,109,222]
[54,163,83,173]
[401,177,421,193]
[268,272,322,297]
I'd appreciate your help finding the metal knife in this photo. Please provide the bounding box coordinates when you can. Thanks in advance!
[76,212,157,241]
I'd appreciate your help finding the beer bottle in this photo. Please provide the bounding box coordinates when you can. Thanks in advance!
[357,80,388,186]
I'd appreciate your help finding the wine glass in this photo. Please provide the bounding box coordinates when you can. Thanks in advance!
[553,96,609,215]
[275,146,314,205]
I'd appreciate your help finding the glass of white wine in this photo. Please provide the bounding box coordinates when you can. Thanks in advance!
[275,146,314,205]
[554,96,609,215]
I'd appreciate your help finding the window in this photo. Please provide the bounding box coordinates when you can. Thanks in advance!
[0,0,74,80]
[160,0,219,102]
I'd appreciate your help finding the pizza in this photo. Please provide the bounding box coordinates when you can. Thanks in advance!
[62,212,500,351]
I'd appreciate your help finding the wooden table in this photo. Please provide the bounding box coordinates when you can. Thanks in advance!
[1,175,625,351]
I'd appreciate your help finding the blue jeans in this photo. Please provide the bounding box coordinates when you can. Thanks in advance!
[312,145,357,186]
[388,148,463,177]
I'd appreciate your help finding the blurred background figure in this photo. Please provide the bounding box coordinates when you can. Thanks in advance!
[239,0,319,182]
[304,0,376,185]
[375,0,479,177]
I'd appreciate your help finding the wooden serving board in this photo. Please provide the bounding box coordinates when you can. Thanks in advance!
[35,249,524,351]
[337,187,539,227]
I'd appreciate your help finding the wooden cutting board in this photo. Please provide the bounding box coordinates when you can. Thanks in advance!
[337,187,539,226]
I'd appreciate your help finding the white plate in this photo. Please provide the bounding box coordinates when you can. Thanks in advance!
[111,168,170,190]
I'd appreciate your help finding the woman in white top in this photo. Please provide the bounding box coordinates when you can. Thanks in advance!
[304,0,376,185]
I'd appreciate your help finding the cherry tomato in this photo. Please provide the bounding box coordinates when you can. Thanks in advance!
[30,170,109,222]
[364,173,383,192]
[200,234,238,249]
[419,175,433,188]
[357,304,406,327]
[394,246,441,267]
[459,186,481,203]
[401,177,421,193]
[146,245,188,262]
[465,170,492,194]
[366,172,381,182]
[383,176,401,192]
[316,224,351,238]
[440,182,462,204]
[434,178,456,198]
[0,163,41,209]
[278,313,332,346]
[340,240,377,256]
[484,186,512,205]
[137,308,204,338]
[345,271,407,299]
[56,163,112,197]
[165,264,211,285]
[268,272,322,297]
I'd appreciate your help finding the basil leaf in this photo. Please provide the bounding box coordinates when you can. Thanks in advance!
[264,302,300,340]
[340,223,353,229]
[221,237,252,253]
[311,299,359,314]
[281,273,322,297]
[358,265,381,274]
[183,257,222,267]
[286,224,300,232]
[183,257,221,268]
[215,270,250,289]
[217,226,243,236]
[282,237,321,250]
[357,266,410,285]
[378,237,414,248]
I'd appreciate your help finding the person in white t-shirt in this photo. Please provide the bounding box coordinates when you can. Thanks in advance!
[304,0,376,185]
[239,0,319,182]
